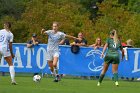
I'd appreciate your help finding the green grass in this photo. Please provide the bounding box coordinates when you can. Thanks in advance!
[0,76,140,93]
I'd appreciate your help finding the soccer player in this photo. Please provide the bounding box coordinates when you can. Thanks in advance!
[0,22,17,85]
[97,29,124,86]
[41,22,78,82]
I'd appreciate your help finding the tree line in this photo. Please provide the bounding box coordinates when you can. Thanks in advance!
[0,0,140,47]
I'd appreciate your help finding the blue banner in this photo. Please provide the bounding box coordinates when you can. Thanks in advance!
[0,44,140,78]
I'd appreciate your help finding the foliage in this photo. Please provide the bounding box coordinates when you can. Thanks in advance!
[127,0,140,13]
[0,0,29,19]
[92,0,140,46]
[15,0,94,43]
[0,0,140,47]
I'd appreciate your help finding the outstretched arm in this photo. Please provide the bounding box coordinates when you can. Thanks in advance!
[59,39,65,45]
[65,35,77,39]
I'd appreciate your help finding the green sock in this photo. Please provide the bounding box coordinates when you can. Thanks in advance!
[113,73,118,82]
[98,74,105,83]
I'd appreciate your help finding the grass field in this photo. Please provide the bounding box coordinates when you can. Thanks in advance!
[0,76,140,93]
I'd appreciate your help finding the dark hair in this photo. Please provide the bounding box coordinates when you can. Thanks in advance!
[71,45,80,54]
[32,33,37,37]
[4,22,11,28]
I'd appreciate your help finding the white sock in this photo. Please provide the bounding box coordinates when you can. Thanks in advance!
[54,67,58,76]
[49,67,54,76]
[9,66,15,82]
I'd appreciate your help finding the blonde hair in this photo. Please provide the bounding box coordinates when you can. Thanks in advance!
[95,37,102,46]
[78,32,83,35]
[126,39,133,46]
[53,21,59,26]
[110,29,119,44]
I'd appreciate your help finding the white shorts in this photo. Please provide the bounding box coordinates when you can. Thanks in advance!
[0,46,11,58]
[46,50,59,61]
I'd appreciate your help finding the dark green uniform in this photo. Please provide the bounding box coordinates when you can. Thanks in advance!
[104,38,123,64]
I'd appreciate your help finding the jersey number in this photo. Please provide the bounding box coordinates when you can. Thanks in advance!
[0,34,5,42]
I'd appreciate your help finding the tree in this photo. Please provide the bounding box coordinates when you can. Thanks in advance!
[0,0,30,19]
[0,0,140,47]
[90,0,140,46]
[127,0,140,13]
[17,0,94,43]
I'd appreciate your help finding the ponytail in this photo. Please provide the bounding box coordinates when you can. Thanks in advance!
[113,29,119,44]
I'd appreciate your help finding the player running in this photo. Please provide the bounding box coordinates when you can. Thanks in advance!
[0,22,17,85]
[97,29,124,86]
[41,22,78,82]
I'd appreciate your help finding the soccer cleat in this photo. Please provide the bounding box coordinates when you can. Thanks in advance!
[53,75,61,82]
[53,79,58,82]
[56,75,61,81]
[115,81,119,86]
[97,82,101,86]
[11,81,18,85]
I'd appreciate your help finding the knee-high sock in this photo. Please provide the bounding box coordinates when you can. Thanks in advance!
[98,74,105,83]
[54,67,58,76]
[9,66,15,82]
[113,73,118,82]
[49,67,54,74]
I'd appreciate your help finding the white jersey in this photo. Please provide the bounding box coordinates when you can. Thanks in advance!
[0,29,13,50]
[45,30,66,51]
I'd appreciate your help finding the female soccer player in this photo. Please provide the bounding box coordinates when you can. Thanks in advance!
[0,22,17,85]
[41,22,78,82]
[97,30,124,86]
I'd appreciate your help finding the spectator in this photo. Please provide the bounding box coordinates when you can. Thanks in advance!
[71,32,87,46]
[90,37,103,49]
[89,37,103,79]
[121,39,134,81]
[126,39,134,48]
[126,39,134,81]
[27,33,40,48]
[27,33,40,76]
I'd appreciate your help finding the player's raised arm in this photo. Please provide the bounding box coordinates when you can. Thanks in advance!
[41,29,46,34]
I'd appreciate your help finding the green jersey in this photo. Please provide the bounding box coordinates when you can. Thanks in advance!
[104,38,123,64]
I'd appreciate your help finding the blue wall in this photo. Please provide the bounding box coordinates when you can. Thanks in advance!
[0,44,140,77]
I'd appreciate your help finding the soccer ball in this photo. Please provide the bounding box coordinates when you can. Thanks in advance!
[33,75,41,82]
